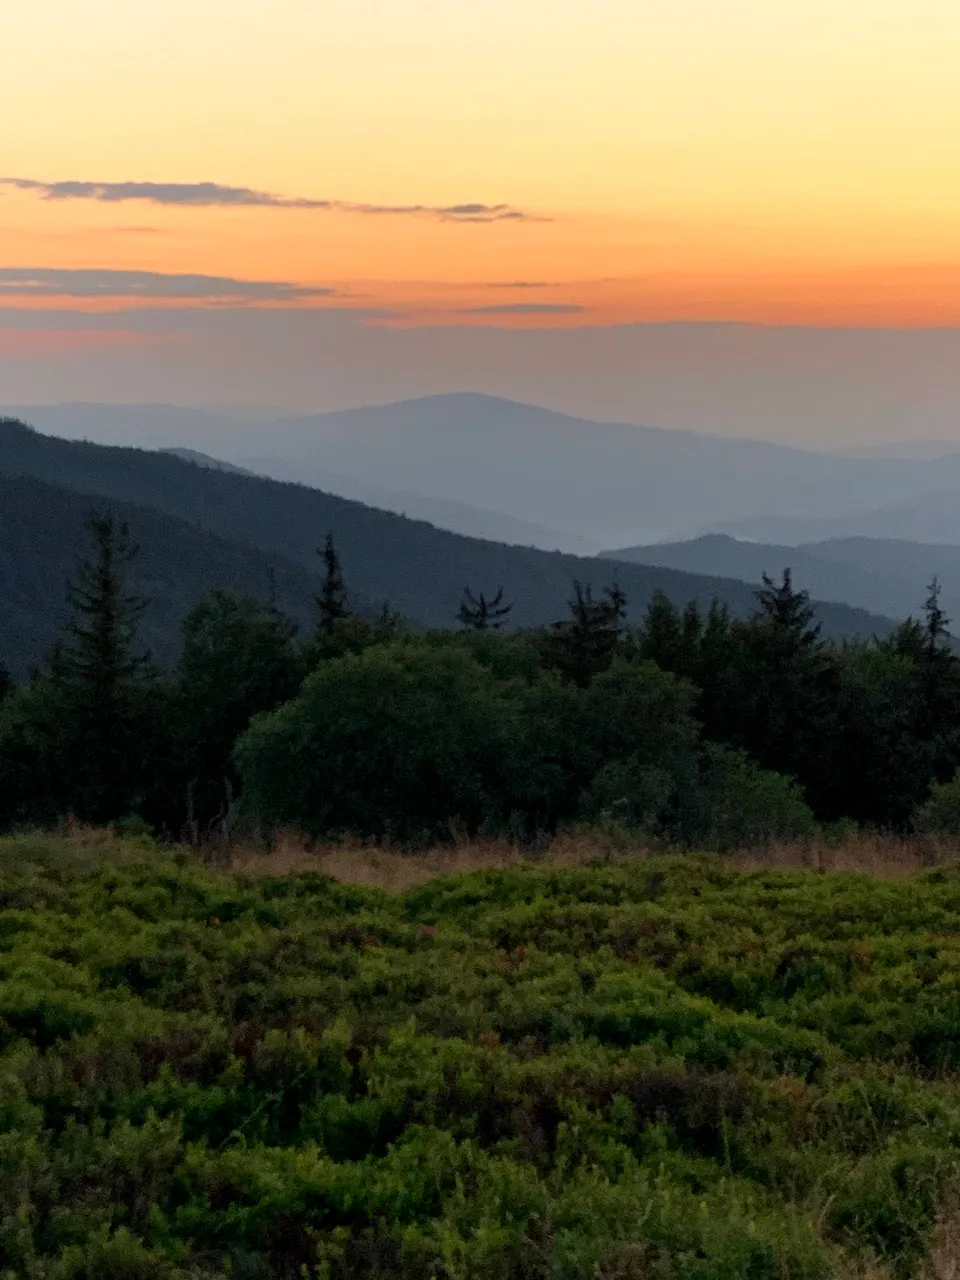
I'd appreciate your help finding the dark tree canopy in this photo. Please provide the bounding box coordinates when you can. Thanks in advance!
[544,580,628,687]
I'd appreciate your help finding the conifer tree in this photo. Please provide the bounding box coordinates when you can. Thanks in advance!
[316,533,349,635]
[706,566,838,812]
[755,569,821,645]
[457,586,513,631]
[923,576,951,655]
[637,590,684,670]
[915,575,960,756]
[57,511,153,823]
[546,580,628,687]
[62,513,149,688]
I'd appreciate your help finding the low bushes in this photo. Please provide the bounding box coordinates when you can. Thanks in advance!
[1,840,960,1274]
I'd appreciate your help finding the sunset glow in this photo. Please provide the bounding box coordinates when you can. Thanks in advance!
[4,0,960,335]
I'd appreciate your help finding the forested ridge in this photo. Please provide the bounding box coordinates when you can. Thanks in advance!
[3,501,960,845]
[0,416,892,675]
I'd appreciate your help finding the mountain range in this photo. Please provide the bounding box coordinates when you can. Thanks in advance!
[10,394,960,549]
[0,416,893,677]
[706,491,960,547]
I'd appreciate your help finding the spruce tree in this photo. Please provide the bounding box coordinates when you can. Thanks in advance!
[316,533,349,635]
[917,576,960,759]
[546,580,628,687]
[457,586,513,631]
[708,567,838,813]
[57,511,153,823]
[923,576,950,655]
[638,590,687,671]
[755,569,821,645]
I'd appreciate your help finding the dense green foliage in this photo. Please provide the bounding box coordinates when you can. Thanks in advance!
[3,838,960,1276]
[4,497,960,843]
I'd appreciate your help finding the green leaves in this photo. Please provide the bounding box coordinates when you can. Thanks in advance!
[0,847,959,1274]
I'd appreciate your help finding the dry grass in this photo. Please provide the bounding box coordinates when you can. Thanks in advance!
[222,828,642,890]
[33,818,960,891]
[214,827,960,891]
[732,831,960,879]
[922,1194,960,1280]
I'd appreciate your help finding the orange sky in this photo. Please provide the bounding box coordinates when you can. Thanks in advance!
[4,0,960,327]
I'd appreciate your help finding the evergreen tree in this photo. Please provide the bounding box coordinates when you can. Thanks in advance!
[457,586,513,631]
[915,576,960,772]
[638,591,696,676]
[755,569,821,645]
[668,569,841,815]
[316,533,349,635]
[923,576,950,655]
[56,511,155,823]
[545,580,628,687]
[0,663,12,704]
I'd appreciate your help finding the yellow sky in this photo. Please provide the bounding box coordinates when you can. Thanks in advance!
[4,0,960,324]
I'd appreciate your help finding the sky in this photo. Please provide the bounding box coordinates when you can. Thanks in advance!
[4,0,960,436]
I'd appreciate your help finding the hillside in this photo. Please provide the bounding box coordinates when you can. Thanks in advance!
[156,445,590,552]
[0,471,324,678]
[234,452,594,554]
[0,417,894,655]
[711,488,960,547]
[14,395,960,547]
[161,447,255,475]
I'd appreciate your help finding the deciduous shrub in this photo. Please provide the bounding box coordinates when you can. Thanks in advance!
[2,841,960,1274]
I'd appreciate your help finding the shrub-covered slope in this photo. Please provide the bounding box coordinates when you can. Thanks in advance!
[3,837,960,1276]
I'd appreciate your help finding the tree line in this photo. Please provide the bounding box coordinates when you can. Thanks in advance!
[3,508,960,848]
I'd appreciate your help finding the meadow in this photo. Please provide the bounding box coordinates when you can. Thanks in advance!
[2,832,960,1277]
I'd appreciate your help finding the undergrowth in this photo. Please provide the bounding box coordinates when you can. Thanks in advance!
[2,833,960,1276]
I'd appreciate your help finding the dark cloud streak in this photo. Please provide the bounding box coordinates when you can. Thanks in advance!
[464,302,585,315]
[0,267,336,301]
[1,178,543,222]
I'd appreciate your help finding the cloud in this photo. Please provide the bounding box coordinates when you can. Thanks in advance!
[486,281,551,289]
[463,302,585,315]
[0,267,335,301]
[1,178,326,209]
[0,178,542,222]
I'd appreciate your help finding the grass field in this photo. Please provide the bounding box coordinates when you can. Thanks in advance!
[4,831,960,1277]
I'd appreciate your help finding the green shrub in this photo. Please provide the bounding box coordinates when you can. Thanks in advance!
[235,642,523,842]
[2,839,959,1276]
[915,768,960,835]
[682,744,816,851]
